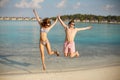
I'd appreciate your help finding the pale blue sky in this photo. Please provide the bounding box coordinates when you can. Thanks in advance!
[0,0,120,18]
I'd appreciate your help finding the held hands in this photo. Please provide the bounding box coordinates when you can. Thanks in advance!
[57,15,61,20]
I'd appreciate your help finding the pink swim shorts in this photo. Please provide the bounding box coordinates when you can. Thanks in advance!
[63,41,75,54]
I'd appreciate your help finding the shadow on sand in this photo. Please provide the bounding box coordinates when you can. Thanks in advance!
[0,55,32,73]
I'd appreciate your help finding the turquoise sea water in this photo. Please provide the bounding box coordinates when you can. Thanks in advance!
[0,20,120,73]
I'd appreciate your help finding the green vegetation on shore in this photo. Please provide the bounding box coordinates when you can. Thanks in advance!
[51,14,120,24]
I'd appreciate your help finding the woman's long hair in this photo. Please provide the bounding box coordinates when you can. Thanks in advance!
[41,18,51,28]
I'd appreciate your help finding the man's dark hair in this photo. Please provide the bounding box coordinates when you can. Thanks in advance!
[68,19,75,25]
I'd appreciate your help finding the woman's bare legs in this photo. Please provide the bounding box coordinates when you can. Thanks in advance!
[39,41,59,71]
[40,43,46,71]
[45,41,59,56]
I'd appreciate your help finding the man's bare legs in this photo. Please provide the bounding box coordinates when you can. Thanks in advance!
[64,53,68,57]
[64,51,79,58]
[70,51,79,58]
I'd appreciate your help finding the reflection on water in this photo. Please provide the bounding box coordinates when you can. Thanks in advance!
[0,21,120,73]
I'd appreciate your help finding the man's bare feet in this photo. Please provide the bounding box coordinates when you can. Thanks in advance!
[76,51,79,57]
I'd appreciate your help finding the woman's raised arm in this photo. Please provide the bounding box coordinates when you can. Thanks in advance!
[33,9,42,23]
[48,18,58,30]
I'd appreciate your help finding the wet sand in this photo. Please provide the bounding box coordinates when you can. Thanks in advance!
[0,66,120,80]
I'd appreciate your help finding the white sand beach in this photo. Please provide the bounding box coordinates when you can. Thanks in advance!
[0,66,120,80]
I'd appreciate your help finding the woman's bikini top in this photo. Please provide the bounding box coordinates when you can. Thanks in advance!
[40,28,49,33]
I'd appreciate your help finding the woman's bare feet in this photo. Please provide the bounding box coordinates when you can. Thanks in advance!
[43,64,46,71]
[55,51,60,56]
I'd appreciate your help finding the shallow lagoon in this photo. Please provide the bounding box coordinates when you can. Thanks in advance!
[0,21,120,73]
